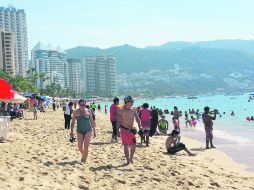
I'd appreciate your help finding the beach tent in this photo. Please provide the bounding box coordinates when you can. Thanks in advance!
[0,78,14,100]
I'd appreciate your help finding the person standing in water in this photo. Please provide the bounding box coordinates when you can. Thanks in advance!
[70,99,96,163]
[202,106,216,149]
[110,97,119,143]
[117,96,141,164]
[173,106,180,132]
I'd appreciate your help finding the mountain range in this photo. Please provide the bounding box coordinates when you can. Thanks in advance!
[66,40,254,96]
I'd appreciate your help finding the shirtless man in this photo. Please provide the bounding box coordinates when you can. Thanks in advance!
[117,96,141,164]
[165,130,196,156]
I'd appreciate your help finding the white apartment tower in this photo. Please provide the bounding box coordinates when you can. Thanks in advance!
[68,59,86,94]
[31,42,69,89]
[0,29,15,75]
[85,56,117,95]
[0,6,28,76]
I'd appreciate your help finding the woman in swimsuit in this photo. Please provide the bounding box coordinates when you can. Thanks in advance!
[70,99,96,163]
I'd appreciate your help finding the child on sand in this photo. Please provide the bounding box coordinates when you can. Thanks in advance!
[158,115,168,135]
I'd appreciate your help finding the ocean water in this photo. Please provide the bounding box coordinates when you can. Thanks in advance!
[100,93,254,171]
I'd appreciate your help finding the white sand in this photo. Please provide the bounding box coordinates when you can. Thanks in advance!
[0,109,254,190]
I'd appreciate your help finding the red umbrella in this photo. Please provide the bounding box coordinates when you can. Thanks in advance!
[0,78,14,100]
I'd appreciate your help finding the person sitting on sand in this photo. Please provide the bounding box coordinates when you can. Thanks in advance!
[165,130,196,156]
[70,99,96,163]
[202,106,216,149]
[158,115,168,135]
[117,96,141,164]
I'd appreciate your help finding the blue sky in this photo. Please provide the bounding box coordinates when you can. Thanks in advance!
[1,0,254,50]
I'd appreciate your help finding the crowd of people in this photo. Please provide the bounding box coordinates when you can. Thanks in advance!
[66,96,221,164]
[0,95,222,165]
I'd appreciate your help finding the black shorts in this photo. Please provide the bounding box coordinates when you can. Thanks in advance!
[167,143,186,154]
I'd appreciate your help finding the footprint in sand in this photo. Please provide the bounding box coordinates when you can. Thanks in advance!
[210,181,220,187]
[116,179,127,184]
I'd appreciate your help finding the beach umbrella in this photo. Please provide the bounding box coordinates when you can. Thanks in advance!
[0,78,14,100]
[11,93,27,104]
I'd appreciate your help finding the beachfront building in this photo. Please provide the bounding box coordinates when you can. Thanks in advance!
[67,58,86,94]
[85,56,117,95]
[0,6,28,76]
[0,29,15,75]
[31,42,69,89]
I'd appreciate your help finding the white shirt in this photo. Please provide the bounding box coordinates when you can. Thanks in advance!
[64,105,71,115]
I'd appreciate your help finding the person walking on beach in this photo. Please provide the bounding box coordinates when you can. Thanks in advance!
[97,104,101,112]
[139,103,151,146]
[202,106,216,149]
[90,102,96,113]
[165,130,196,156]
[110,97,119,143]
[31,98,38,120]
[64,102,73,130]
[104,105,107,114]
[52,98,56,111]
[117,96,141,164]
[70,99,96,163]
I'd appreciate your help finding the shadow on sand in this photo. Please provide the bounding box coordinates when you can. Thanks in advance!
[56,160,80,166]
[89,163,133,172]
[190,147,206,152]
[90,142,112,145]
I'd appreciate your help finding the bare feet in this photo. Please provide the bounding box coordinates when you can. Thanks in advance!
[189,153,197,156]
[81,157,86,163]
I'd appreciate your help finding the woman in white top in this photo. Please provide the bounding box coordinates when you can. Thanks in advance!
[64,102,73,129]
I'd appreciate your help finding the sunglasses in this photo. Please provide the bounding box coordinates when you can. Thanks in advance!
[80,104,86,107]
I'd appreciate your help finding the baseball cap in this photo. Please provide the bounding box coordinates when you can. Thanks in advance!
[124,96,134,103]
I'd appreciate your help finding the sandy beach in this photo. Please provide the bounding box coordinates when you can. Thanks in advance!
[1,108,254,190]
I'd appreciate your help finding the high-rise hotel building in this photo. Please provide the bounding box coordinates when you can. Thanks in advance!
[0,29,15,74]
[85,56,117,95]
[0,6,28,76]
[67,59,86,94]
[31,42,69,89]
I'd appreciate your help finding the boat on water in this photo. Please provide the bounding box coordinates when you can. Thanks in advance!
[187,96,198,99]
[249,93,254,100]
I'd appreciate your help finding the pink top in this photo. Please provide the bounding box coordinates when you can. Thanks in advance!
[140,108,151,129]
[110,104,118,121]
[30,99,38,107]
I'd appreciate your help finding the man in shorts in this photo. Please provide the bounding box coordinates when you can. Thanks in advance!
[117,96,141,164]
[202,106,216,149]
[165,130,196,156]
